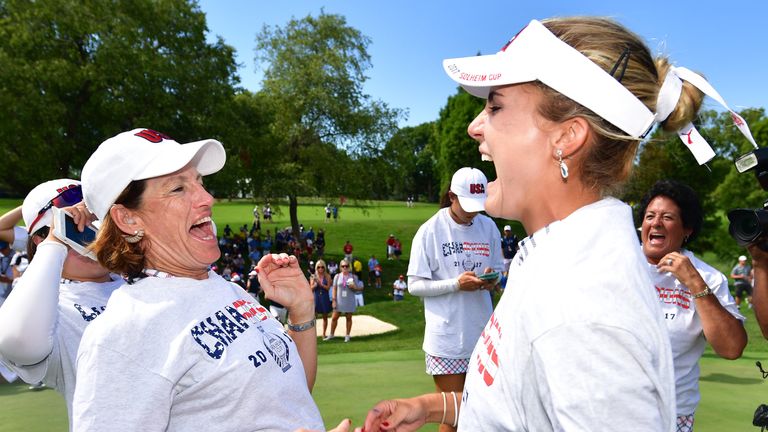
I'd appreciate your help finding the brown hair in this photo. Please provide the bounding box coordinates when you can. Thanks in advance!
[26,226,49,261]
[89,180,148,282]
[536,17,704,195]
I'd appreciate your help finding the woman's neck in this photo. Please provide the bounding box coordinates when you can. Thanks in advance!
[144,260,210,280]
[521,181,602,234]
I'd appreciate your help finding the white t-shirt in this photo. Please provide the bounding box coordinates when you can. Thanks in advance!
[408,208,503,359]
[648,249,744,415]
[459,198,675,431]
[0,241,122,430]
[73,272,323,432]
[12,226,28,252]
[393,280,407,296]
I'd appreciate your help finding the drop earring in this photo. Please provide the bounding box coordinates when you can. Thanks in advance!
[556,149,569,180]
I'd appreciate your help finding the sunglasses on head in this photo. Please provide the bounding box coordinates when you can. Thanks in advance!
[28,185,83,234]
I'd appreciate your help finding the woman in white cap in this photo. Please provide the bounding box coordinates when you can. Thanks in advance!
[639,179,745,430]
[72,129,329,431]
[407,166,503,432]
[0,179,123,430]
[362,16,758,431]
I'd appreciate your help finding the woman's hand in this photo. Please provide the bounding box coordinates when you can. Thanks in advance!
[457,271,486,291]
[45,202,94,244]
[257,254,313,320]
[656,251,706,294]
[362,397,430,432]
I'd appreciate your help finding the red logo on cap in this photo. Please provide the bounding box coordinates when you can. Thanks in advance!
[55,184,78,194]
[469,184,485,194]
[134,129,172,143]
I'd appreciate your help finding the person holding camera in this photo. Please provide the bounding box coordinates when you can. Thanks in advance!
[0,179,123,430]
[747,245,768,339]
[639,179,746,431]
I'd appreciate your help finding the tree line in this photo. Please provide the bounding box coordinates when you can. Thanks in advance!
[1,0,766,259]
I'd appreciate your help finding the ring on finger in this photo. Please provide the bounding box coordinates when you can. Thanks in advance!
[666,258,673,266]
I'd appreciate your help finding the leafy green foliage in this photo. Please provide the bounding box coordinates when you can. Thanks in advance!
[0,0,238,194]
[433,86,489,192]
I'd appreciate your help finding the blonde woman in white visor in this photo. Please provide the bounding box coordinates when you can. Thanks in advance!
[361,17,758,432]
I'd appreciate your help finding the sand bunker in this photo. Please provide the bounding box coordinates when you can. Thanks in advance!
[315,315,398,337]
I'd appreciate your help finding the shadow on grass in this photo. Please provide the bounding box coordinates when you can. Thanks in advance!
[699,372,763,385]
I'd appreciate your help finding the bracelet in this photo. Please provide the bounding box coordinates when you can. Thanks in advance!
[692,285,713,299]
[286,318,316,332]
[440,392,447,425]
[451,391,459,427]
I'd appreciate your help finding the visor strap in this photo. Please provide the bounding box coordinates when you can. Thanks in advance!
[653,66,759,165]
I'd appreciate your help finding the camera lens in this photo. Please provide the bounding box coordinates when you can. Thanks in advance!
[728,209,768,246]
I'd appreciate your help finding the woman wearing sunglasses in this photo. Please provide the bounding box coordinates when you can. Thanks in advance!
[71,129,329,431]
[327,259,363,342]
[0,179,123,430]
[360,16,757,431]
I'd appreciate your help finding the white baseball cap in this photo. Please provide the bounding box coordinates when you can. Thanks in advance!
[442,19,655,139]
[450,167,488,213]
[82,128,226,220]
[739,255,748,261]
[23,179,82,234]
[503,225,512,231]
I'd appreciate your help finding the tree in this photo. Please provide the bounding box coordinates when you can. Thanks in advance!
[0,0,238,194]
[381,122,439,202]
[254,11,402,238]
[433,87,489,194]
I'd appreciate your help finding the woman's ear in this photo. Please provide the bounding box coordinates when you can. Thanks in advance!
[552,117,590,158]
[109,204,142,235]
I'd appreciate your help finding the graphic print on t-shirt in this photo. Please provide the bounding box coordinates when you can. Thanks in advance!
[190,298,272,360]
[442,241,491,272]
[655,285,691,309]
[475,312,502,386]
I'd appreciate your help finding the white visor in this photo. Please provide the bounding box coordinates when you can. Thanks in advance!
[442,19,656,139]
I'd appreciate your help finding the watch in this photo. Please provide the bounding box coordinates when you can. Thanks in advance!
[692,285,713,299]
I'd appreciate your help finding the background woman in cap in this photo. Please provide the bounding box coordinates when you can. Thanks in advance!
[71,129,327,431]
[639,179,745,430]
[406,166,503,432]
[361,16,730,431]
[0,179,123,430]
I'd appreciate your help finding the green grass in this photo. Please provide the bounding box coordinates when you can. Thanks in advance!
[2,198,768,431]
